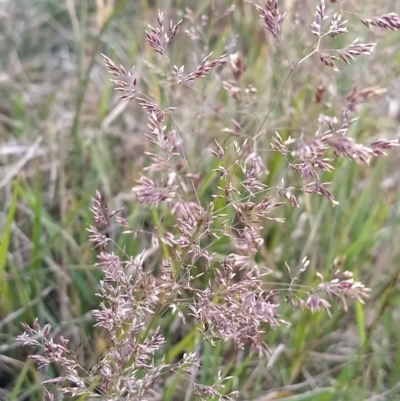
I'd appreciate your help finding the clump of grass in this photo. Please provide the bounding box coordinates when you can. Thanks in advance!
[16,2,400,400]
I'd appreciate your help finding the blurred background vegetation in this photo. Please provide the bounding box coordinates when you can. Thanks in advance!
[1,0,400,400]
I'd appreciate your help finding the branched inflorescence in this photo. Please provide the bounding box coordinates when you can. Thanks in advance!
[18,3,400,400]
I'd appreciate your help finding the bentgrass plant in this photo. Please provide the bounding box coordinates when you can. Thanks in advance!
[2,1,400,400]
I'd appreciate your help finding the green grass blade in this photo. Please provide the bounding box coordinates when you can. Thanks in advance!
[0,180,19,313]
